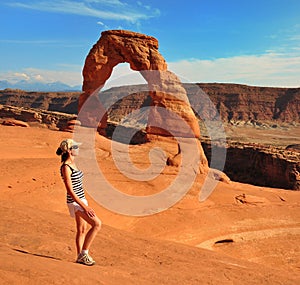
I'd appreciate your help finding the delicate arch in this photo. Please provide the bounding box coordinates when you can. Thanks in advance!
[81,30,200,138]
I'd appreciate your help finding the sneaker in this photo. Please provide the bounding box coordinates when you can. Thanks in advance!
[76,253,96,266]
[87,254,95,263]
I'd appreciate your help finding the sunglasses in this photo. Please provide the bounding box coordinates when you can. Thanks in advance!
[71,145,79,150]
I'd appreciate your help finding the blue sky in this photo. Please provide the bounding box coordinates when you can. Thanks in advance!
[0,0,300,88]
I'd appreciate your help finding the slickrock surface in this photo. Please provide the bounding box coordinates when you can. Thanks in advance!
[0,125,299,284]
[0,104,76,130]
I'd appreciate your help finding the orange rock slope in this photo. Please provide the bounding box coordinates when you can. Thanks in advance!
[0,124,299,284]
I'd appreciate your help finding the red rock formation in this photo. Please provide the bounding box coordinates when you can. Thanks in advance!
[0,89,79,114]
[1,83,299,125]
[81,30,200,139]
[0,104,75,131]
[1,87,299,189]
[81,30,208,172]
[2,119,29,127]
[202,139,300,190]
[81,30,166,131]
[193,83,300,123]
[62,119,82,133]
[82,30,166,95]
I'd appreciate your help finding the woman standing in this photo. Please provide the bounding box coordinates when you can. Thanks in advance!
[56,139,101,266]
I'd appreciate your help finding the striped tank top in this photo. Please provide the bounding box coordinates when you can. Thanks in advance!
[60,164,86,203]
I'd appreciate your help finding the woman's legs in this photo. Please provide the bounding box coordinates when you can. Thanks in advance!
[75,214,88,255]
[75,210,101,253]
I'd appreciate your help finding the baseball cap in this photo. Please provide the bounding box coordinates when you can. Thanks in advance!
[59,139,82,153]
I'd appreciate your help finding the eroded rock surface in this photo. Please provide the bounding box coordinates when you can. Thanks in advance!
[82,30,166,95]
[81,30,201,138]
[2,119,29,127]
[81,30,208,172]
[0,104,75,131]
[202,139,300,190]
[0,88,79,114]
[193,83,300,123]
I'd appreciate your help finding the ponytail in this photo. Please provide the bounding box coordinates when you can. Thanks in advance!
[56,147,69,162]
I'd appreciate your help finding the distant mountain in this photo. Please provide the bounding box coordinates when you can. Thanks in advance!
[0,80,81,92]
[0,80,11,90]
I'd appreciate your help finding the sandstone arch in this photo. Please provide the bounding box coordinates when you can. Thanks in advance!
[81,30,208,171]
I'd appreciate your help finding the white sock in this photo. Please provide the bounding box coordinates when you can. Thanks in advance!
[81,249,89,255]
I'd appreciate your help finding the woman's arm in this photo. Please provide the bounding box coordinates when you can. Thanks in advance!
[61,165,96,217]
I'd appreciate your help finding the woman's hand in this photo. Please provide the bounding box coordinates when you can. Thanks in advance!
[84,206,96,218]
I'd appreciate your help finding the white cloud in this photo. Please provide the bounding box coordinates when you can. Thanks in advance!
[12,72,30,81]
[168,53,300,88]
[32,74,44,81]
[289,35,300,41]
[0,68,83,86]
[97,21,109,29]
[7,0,160,23]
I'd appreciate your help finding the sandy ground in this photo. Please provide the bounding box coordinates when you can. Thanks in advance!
[0,124,299,284]
[225,124,300,147]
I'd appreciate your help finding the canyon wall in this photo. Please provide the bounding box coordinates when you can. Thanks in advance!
[192,83,300,123]
[86,83,300,126]
[201,140,300,190]
[0,88,79,114]
[1,83,300,125]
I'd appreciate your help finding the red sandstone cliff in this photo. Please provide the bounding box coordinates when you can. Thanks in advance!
[0,88,79,114]
[1,83,299,125]
[94,83,300,125]
[201,140,300,190]
[193,83,300,123]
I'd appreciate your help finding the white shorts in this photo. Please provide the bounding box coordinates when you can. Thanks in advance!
[67,199,88,218]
